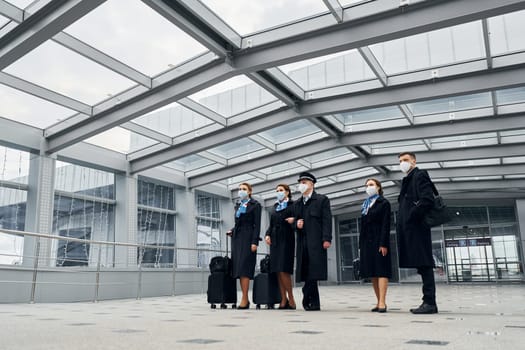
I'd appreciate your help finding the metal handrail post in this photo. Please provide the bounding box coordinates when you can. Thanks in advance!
[29,237,41,304]
[137,246,143,300]
[94,243,102,303]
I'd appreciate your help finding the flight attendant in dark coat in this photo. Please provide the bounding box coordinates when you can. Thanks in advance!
[397,152,438,314]
[360,178,392,313]
[294,172,332,311]
[264,183,296,309]
[227,182,261,309]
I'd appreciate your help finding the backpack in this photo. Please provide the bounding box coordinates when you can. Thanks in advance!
[415,170,451,227]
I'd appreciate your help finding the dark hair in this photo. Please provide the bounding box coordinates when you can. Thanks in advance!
[365,178,383,196]
[239,182,253,197]
[276,183,292,200]
[398,151,416,160]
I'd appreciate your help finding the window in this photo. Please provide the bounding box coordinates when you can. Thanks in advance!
[0,146,29,265]
[53,161,115,267]
[195,192,222,268]
[137,179,176,268]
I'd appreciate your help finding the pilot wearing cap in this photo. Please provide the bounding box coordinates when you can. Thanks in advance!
[294,171,332,311]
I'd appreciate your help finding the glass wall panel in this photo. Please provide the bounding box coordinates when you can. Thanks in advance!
[0,147,29,265]
[338,218,359,282]
[54,198,114,267]
[53,162,115,267]
[445,207,488,227]
[137,179,176,267]
[137,210,175,268]
[195,193,221,268]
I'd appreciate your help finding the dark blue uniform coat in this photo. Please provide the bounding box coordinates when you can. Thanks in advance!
[294,192,332,282]
[359,196,392,278]
[397,168,435,268]
[265,200,295,274]
[231,198,261,279]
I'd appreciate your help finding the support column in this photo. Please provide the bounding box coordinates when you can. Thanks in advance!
[515,199,525,280]
[24,154,56,267]
[114,173,138,268]
[175,187,196,268]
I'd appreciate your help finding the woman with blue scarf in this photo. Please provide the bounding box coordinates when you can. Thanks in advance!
[359,178,392,313]
[226,182,261,309]
[264,184,296,309]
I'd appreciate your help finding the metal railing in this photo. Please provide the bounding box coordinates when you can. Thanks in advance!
[0,228,238,303]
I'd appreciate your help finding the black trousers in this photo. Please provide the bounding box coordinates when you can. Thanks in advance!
[302,280,320,308]
[417,266,436,305]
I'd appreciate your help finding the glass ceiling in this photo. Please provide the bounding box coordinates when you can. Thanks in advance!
[63,0,207,76]
[4,41,136,105]
[201,0,331,36]
[370,21,485,75]
[1,0,525,211]
[0,83,76,128]
[279,49,376,91]
[189,75,277,118]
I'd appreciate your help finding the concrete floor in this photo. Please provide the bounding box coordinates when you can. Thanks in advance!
[1,283,524,350]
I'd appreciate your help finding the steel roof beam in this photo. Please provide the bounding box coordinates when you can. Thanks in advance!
[131,66,525,175]
[0,0,106,70]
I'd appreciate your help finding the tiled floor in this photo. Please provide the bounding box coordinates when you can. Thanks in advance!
[1,283,524,349]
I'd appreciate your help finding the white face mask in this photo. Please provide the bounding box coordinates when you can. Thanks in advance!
[276,191,285,201]
[399,161,412,174]
[366,186,378,197]
[297,183,309,194]
[238,190,248,199]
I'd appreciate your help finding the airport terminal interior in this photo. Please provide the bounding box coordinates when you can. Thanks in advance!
[1,0,525,348]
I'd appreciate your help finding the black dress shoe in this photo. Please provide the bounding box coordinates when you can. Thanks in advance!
[304,303,320,311]
[237,302,250,310]
[377,306,387,313]
[410,303,438,314]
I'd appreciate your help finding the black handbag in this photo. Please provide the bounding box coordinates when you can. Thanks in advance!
[423,182,451,227]
[209,255,232,274]
[260,254,271,273]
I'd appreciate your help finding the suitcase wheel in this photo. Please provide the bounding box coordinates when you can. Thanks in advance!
[256,304,261,310]
[267,304,274,309]
[220,303,227,309]
[232,304,237,309]
[211,304,216,309]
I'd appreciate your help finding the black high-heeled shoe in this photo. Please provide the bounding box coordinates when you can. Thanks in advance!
[237,302,250,310]
[278,300,289,309]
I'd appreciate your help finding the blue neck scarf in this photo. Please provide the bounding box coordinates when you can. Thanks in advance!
[275,199,288,212]
[236,199,249,218]
[361,194,379,215]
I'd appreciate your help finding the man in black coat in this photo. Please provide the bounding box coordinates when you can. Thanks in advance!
[294,172,332,311]
[397,152,438,314]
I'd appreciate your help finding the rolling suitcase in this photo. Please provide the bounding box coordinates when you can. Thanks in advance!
[207,237,237,309]
[252,255,281,309]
